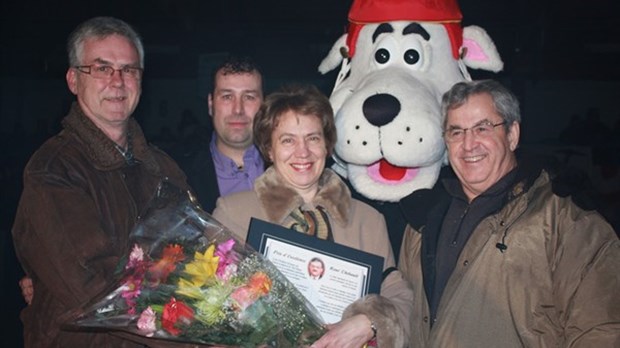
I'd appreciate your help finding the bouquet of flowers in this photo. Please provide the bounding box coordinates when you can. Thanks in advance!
[69,181,325,347]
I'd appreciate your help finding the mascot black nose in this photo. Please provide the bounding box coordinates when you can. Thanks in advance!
[362,93,401,127]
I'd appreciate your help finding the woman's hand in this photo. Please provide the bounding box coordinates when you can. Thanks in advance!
[19,276,34,305]
[310,314,373,348]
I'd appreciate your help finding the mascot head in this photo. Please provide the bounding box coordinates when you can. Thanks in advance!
[319,0,503,202]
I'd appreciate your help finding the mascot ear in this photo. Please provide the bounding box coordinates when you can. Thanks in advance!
[461,25,503,73]
[319,34,349,74]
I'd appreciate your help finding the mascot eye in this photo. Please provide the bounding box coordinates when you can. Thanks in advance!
[375,48,390,64]
[404,49,420,65]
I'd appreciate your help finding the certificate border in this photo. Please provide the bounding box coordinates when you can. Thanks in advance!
[247,217,383,295]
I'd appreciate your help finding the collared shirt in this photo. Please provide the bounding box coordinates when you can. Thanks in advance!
[209,134,264,196]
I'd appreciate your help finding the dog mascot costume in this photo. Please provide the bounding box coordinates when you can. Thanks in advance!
[319,0,503,257]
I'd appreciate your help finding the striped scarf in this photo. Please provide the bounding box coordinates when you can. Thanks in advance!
[288,206,333,241]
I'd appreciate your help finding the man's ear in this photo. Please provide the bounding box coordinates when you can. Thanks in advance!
[207,94,214,117]
[66,68,78,95]
[508,121,520,151]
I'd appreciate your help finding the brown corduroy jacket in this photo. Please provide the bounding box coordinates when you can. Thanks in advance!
[12,103,190,347]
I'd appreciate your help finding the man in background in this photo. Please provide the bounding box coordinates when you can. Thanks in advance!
[177,56,265,213]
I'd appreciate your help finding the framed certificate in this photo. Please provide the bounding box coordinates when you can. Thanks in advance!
[247,218,384,324]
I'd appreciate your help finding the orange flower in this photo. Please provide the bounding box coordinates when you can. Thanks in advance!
[231,272,272,310]
[148,244,185,283]
[248,272,272,296]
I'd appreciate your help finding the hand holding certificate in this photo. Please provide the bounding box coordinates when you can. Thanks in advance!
[247,218,384,324]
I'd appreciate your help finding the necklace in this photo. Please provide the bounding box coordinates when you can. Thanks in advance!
[114,132,135,165]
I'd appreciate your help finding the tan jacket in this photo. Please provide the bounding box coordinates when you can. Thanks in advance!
[399,171,620,347]
[213,167,413,347]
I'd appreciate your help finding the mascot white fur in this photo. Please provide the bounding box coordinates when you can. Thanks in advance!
[319,0,503,256]
[320,0,503,202]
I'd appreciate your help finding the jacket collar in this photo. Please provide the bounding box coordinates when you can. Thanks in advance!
[400,159,546,310]
[61,102,161,174]
[400,167,453,230]
[254,167,352,226]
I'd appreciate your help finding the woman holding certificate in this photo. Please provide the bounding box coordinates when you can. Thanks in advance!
[212,84,412,348]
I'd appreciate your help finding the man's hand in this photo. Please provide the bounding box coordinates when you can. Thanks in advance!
[19,276,33,305]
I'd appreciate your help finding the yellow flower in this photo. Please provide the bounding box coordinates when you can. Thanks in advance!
[182,244,220,287]
[176,278,204,299]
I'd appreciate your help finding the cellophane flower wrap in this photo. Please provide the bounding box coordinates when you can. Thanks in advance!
[70,181,325,347]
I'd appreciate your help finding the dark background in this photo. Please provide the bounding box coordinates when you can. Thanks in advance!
[2,1,619,346]
[2,0,618,80]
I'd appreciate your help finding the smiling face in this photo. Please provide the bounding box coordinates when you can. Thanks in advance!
[209,71,263,152]
[308,260,324,278]
[323,22,463,202]
[66,34,142,132]
[446,93,519,201]
[268,111,327,202]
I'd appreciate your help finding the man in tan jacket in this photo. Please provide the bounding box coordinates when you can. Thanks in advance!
[399,79,619,347]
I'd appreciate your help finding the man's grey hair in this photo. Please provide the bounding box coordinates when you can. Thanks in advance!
[67,16,144,68]
[441,80,521,130]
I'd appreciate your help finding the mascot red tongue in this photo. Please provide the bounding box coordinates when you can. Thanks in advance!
[378,159,410,181]
[319,0,503,203]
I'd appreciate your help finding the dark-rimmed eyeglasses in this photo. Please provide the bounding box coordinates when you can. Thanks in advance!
[74,64,143,80]
[443,120,507,143]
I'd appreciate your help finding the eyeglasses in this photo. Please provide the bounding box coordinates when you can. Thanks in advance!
[443,120,507,143]
[74,64,143,80]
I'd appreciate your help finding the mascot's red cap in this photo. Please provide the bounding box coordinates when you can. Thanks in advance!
[348,0,462,24]
[346,0,463,58]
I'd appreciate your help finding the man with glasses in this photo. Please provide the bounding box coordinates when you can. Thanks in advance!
[12,17,191,347]
[398,79,619,347]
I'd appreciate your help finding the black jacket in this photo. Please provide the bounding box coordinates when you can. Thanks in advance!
[173,134,220,214]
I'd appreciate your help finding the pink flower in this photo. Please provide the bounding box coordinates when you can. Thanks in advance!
[126,244,145,269]
[219,263,238,281]
[231,286,254,311]
[122,276,143,315]
[215,239,237,279]
[122,246,149,314]
[137,306,157,337]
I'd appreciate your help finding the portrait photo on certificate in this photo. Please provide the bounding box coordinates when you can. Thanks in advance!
[247,218,383,324]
